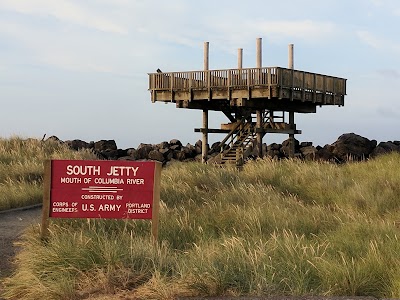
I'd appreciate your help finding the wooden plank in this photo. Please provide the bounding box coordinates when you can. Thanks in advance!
[41,160,52,240]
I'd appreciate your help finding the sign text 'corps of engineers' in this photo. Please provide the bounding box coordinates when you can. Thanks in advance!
[49,160,160,219]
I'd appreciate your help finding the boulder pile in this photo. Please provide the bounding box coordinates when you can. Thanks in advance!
[46,133,400,164]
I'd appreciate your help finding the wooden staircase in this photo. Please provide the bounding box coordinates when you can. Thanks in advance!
[208,110,292,166]
[208,119,256,165]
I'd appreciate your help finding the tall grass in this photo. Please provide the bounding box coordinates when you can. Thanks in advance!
[3,152,400,299]
[0,137,97,211]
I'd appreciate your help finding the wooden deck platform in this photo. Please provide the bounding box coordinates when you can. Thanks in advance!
[148,67,347,113]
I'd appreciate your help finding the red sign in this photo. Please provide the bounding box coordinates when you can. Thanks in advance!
[49,160,160,219]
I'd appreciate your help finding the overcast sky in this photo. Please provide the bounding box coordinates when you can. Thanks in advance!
[1,0,399,149]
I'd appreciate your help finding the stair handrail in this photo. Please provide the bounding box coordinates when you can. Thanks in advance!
[215,118,247,151]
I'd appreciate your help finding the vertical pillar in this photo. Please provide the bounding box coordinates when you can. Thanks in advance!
[202,109,208,163]
[288,43,295,158]
[202,42,209,163]
[204,42,209,71]
[256,38,263,158]
[238,48,243,69]
[288,44,294,69]
[256,110,263,158]
[256,38,262,68]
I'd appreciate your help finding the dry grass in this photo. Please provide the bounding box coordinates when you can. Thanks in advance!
[0,136,97,211]
[2,148,400,299]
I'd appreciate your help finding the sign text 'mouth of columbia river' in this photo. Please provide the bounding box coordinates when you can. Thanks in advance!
[49,160,160,219]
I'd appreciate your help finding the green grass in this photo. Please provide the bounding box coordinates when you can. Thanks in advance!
[0,137,97,211]
[2,141,400,299]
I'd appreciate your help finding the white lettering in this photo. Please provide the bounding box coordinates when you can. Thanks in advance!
[106,166,139,176]
[127,208,148,214]
[94,178,124,184]
[61,177,81,184]
[66,165,100,176]
[98,204,121,212]
[126,203,150,209]
[127,178,145,185]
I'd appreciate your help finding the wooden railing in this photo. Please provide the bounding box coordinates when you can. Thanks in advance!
[148,67,346,96]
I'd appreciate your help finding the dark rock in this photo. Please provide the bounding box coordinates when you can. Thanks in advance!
[118,156,137,161]
[66,139,90,150]
[46,135,63,143]
[371,141,400,157]
[156,141,170,150]
[266,149,280,159]
[281,138,300,157]
[166,150,174,161]
[100,149,119,160]
[267,143,281,151]
[184,143,197,158]
[300,146,317,160]
[170,144,181,151]
[210,142,222,154]
[136,143,154,159]
[159,147,171,157]
[126,148,139,160]
[117,149,128,158]
[315,144,335,161]
[169,139,182,147]
[94,140,117,151]
[173,150,186,161]
[148,150,164,162]
[332,133,377,161]
[300,142,313,147]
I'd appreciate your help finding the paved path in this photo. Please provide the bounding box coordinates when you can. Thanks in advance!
[0,206,42,278]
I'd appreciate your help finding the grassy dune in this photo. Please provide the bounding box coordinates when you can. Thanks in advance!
[2,139,400,299]
[0,137,97,211]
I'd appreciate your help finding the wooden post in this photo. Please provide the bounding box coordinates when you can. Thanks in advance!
[238,48,243,69]
[202,41,209,163]
[202,109,209,163]
[41,160,51,240]
[288,44,294,69]
[288,43,295,158]
[151,162,162,243]
[256,38,263,158]
[256,38,262,68]
[257,110,263,158]
[204,41,209,71]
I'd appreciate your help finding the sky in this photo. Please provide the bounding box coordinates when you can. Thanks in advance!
[1,0,400,149]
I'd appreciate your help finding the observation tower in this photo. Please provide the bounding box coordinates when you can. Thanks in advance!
[148,38,347,165]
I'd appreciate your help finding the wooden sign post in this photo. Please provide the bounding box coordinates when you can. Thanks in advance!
[41,160,162,241]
